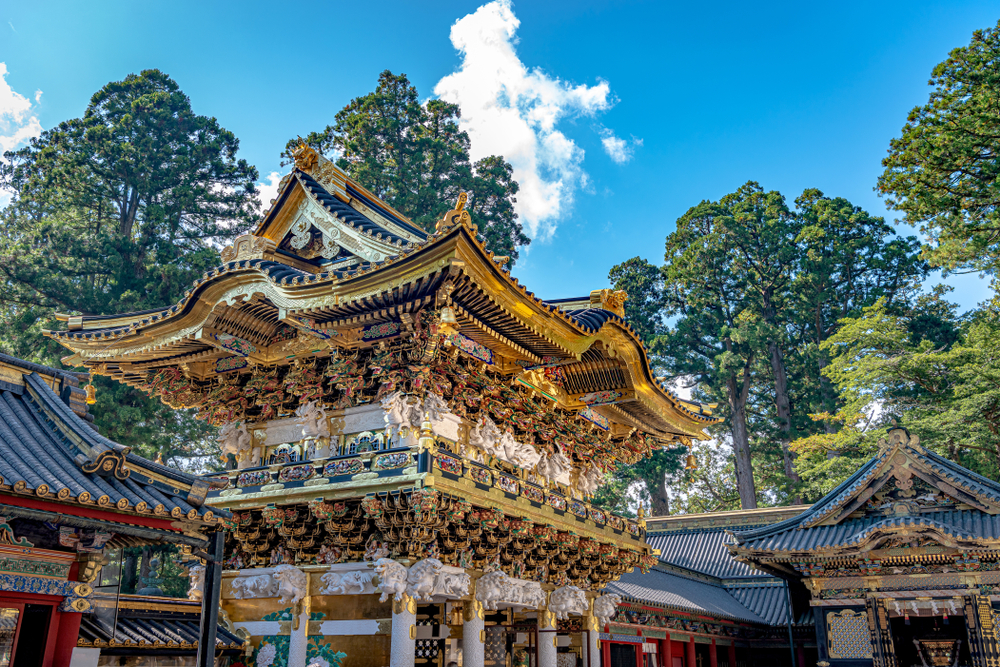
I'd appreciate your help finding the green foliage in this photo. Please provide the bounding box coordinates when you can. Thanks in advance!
[285,70,529,262]
[878,20,1000,272]
[0,69,259,463]
[792,290,1000,487]
[608,183,924,512]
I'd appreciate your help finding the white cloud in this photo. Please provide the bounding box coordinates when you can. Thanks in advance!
[434,0,624,240]
[0,63,43,208]
[257,170,282,214]
[600,129,641,165]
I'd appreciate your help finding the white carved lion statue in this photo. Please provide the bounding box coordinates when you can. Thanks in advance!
[475,570,513,611]
[537,449,573,485]
[407,558,444,602]
[374,558,408,603]
[321,570,375,595]
[381,392,424,432]
[434,571,471,598]
[273,564,308,605]
[186,564,205,601]
[218,421,251,462]
[231,573,278,600]
[593,593,621,627]
[469,416,502,457]
[295,401,330,440]
[576,464,604,497]
[549,585,588,620]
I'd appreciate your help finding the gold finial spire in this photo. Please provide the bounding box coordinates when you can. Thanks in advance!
[436,193,477,233]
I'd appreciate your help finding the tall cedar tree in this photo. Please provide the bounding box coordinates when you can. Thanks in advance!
[878,20,1000,273]
[0,69,259,462]
[610,185,923,511]
[285,71,529,262]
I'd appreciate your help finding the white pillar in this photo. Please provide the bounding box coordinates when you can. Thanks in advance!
[587,629,600,667]
[391,594,417,667]
[538,612,557,667]
[288,606,310,667]
[463,601,485,667]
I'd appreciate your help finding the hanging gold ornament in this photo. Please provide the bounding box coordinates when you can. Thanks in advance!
[85,383,97,405]
[684,452,697,470]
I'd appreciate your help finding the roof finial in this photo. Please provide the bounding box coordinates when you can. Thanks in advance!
[436,192,477,234]
[292,140,319,173]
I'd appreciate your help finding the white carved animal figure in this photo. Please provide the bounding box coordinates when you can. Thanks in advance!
[187,564,205,601]
[548,585,588,620]
[498,431,542,469]
[231,574,278,599]
[295,401,330,440]
[407,558,444,602]
[423,393,451,423]
[434,571,471,598]
[537,450,572,485]
[321,570,374,595]
[519,581,546,609]
[273,564,308,605]
[475,570,513,610]
[381,392,424,432]
[593,593,621,627]
[218,422,251,461]
[469,417,502,457]
[374,558,408,603]
[576,465,603,496]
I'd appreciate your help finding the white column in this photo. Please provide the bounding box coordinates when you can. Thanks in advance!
[587,629,600,667]
[538,612,557,667]
[391,594,417,667]
[288,606,310,667]
[463,600,485,667]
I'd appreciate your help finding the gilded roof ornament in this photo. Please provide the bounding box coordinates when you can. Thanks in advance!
[590,289,628,317]
[436,192,477,234]
[220,234,277,264]
[291,142,319,173]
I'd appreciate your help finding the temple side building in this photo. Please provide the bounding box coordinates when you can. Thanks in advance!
[0,353,234,666]
[48,146,719,667]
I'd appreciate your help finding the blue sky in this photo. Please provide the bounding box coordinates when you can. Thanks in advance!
[2,0,998,311]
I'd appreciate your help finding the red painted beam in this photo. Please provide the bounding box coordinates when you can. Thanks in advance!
[0,492,188,532]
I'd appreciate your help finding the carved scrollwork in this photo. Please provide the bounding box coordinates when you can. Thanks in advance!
[81,450,131,480]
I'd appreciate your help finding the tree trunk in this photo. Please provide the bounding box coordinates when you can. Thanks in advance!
[121,552,138,594]
[768,340,802,500]
[727,367,757,509]
[650,473,670,516]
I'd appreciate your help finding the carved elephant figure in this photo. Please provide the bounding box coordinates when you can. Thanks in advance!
[407,558,444,602]
[593,593,621,627]
[321,570,375,595]
[374,558,408,603]
[475,570,512,611]
[273,564,308,605]
[548,585,588,620]
[231,573,278,599]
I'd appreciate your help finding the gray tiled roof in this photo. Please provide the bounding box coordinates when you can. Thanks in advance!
[606,568,763,623]
[0,368,222,522]
[648,529,766,579]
